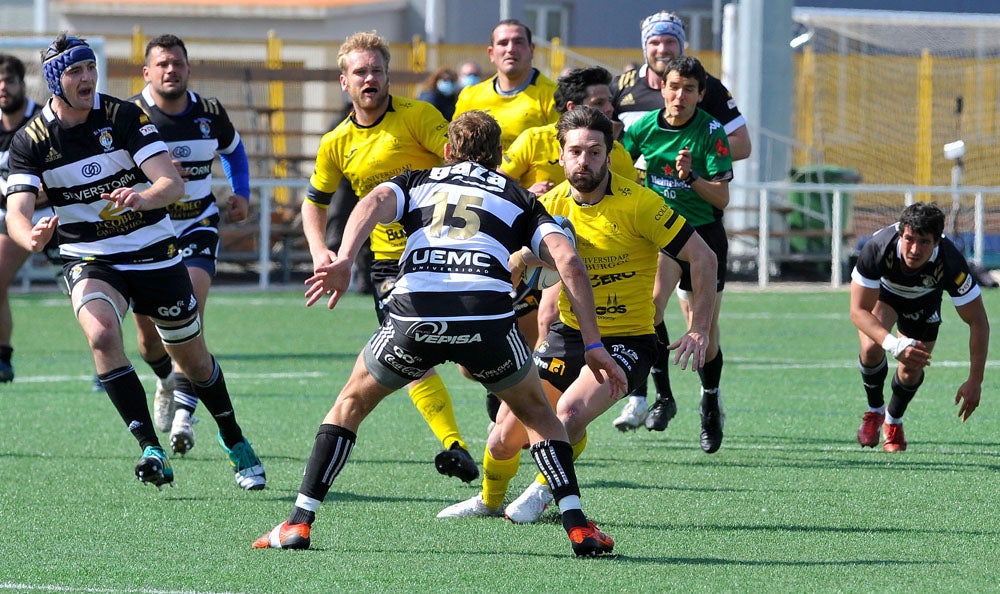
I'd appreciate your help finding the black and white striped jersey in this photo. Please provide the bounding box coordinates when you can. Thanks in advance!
[130,87,239,235]
[380,160,562,321]
[853,223,980,306]
[0,99,40,199]
[7,94,179,269]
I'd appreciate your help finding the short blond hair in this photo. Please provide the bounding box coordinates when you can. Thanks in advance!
[337,31,391,72]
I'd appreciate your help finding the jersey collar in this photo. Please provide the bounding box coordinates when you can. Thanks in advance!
[140,85,195,116]
[43,93,101,124]
[350,95,395,129]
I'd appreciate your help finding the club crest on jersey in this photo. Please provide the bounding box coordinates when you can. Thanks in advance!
[95,127,114,151]
[195,118,211,138]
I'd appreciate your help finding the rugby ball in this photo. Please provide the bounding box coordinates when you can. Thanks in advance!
[525,216,576,289]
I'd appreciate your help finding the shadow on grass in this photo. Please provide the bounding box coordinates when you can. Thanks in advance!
[582,446,1000,474]
[605,555,936,567]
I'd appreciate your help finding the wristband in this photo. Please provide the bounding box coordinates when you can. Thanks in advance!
[682,170,699,184]
[881,334,915,359]
[584,342,604,352]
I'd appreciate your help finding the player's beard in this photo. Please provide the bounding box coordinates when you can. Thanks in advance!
[569,162,608,194]
[0,91,25,114]
[155,82,187,102]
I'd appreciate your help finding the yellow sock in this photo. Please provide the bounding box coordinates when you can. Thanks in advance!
[408,374,465,450]
[482,445,521,510]
[535,432,587,486]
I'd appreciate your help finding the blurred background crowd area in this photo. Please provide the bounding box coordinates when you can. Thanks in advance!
[3,0,1000,285]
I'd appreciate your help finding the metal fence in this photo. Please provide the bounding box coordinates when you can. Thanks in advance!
[16,180,999,291]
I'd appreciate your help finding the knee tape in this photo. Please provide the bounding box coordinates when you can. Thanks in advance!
[156,315,202,345]
[75,292,125,323]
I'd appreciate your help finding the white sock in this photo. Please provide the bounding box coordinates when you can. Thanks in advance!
[885,411,903,425]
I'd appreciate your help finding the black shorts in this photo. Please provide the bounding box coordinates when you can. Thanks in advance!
[175,213,220,276]
[363,314,533,393]
[370,259,401,324]
[62,260,199,323]
[533,322,656,393]
[878,289,943,342]
[511,280,540,318]
[666,218,728,292]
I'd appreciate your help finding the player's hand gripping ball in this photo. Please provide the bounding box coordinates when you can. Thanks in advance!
[525,216,576,289]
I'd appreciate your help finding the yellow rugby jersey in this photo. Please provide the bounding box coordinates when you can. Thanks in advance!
[308,97,447,260]
[453,69,558,151]
[539,173,693,336]
[500,122,638,187]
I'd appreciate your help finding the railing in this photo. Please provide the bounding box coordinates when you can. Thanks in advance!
[16,180,1000,292]
[728,182,1000,288]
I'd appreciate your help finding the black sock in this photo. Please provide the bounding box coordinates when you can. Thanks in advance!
[529,440,580,501]
[698,349,724,393]
[173,373,198,414]
[887,372,923,419]
[629,380,648,398]
[146,354,173,380]
[191,357,242,447]
[100,365,159,450]
[859,356,888,409]
[289,507,316,526]
[651,321,673,400]
[529,439,586,531]
[298,424,357,504]
[0,345,12,364]
[561,508,588,532]
[486,393,501,423]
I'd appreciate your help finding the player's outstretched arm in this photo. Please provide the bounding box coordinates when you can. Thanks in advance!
[106,151,183,211]
[668,231,716,371]
[5,191,51,252]
[306,186,396,309]
[955,296,989,421]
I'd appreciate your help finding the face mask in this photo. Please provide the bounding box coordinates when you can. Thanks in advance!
[460,74,480,88]
[436,79,455,95]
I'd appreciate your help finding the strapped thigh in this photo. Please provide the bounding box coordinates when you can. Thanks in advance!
[75,292,125,323]
[155,314,203,345]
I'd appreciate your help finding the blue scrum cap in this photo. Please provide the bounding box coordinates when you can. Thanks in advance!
[641,11,686,56]
[42,35,96,98]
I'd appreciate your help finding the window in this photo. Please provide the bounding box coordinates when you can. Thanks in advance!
[525,4,569,43]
